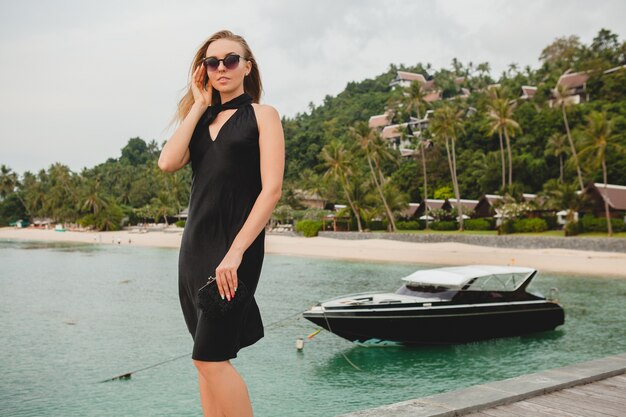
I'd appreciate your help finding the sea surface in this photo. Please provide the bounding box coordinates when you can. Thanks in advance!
[1,239,625,417]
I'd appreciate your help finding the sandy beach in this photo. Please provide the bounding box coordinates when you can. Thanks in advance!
[2,226,626,278]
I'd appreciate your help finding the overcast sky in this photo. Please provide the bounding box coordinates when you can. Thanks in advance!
[1,0,625,176]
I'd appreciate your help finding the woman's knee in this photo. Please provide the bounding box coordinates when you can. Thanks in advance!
[193,359,231,376]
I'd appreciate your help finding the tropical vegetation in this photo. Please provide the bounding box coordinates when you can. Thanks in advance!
[1,29,625,236]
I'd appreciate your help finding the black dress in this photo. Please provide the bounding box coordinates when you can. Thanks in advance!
[178,92,264,361]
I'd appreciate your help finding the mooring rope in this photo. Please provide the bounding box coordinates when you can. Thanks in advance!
[99,310,305,383]
[321,308,363,371]
[100,306,364,383]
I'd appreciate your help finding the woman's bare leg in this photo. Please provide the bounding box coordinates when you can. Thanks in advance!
[194,359,253,417]
[198,371,221,417]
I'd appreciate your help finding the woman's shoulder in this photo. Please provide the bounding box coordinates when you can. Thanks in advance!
[251,103,281,128]
[251,102,279,115]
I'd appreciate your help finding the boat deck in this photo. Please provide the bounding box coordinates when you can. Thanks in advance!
[338,353,626,417]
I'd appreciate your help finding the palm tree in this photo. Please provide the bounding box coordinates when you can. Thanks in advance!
[487,97,521,187]
[350,121,397,232]
[429,104,466,231]
[487,100,506,190]
[298,168,328,209]
[0,164,19,200]
[382,182,410,223]
[553,82,584,191]
[161,166,188,216]
[397,123,434,228]
[0,165,28,220]
[112,164,135,206]
[344,171,372,230]
[545,133,570,183]
[150,191,175,225]
[402,82,434,226]
[45,163,79,223]
[320,140,364,232]
[415,134,433,228]
[577,111,625,237]
[21,170,47,219]
[476,62,491,89]
[404,81,426,120]
[80,177,109,215]
[539,179,582,231]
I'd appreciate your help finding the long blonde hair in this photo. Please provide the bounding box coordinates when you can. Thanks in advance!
[170,30,263,127]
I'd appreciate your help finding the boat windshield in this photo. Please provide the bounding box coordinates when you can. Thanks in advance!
[395,284,456,300]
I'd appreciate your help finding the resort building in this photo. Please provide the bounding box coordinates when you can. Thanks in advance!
[399,203,421,220]
[381,123,413,153]
[402,198,488,221]
[520,86,537,100]
[447,198,480,217]
[293,189,326,209]
[415,199,451,218]
[389,71,434,89]
[27,217,53,228]
[175,208,188,220]
[423,90,442,103]
[398,199,450,221]
[389,71,441,103]
[582,183,626,220]
[549,69,590,107]
[368,110,394,130]
[474,193,543,225]
[474,194,503,218]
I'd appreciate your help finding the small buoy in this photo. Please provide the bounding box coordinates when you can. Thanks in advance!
[296,338,304,351]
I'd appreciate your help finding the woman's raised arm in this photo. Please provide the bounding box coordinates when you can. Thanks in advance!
[158,65,212,172]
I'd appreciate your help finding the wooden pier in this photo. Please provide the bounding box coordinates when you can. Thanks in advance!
[339,353,626,417]
[467,373,625,416]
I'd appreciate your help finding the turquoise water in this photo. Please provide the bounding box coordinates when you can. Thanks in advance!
[1,239,625,417]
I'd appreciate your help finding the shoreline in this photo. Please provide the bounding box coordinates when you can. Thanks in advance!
[2,227,626,278]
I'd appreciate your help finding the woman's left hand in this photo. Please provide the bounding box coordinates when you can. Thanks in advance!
[215,249,243,301]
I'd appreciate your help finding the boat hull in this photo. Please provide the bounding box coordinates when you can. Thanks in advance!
[303,301,564,344]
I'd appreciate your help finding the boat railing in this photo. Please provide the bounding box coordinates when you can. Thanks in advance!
[461,271,536,292]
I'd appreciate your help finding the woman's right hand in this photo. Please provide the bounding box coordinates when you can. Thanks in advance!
[191,64,212,107]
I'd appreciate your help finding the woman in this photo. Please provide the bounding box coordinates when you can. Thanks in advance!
[158,30,284,416]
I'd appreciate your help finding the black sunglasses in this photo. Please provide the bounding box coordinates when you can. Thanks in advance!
[201,54,245,72]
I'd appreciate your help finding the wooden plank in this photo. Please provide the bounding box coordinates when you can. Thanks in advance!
[581,379,626,393]
[551,390,625,415]
[587,374,626,386]
[527,394,614,417]
[564,386,626,411]
[572,377,626,390]
[577,381,626,399]
[477,407,527,416]
[501,401,579,417]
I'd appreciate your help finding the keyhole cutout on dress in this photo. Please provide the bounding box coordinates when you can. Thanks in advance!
[209,109,239,142]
